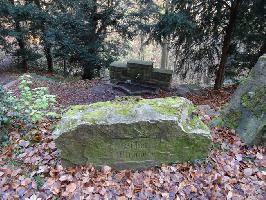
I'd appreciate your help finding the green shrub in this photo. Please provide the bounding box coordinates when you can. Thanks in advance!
[0,74,57,146]
[0,85,27,147]
[17,74,57,123]
[0,85,23,130]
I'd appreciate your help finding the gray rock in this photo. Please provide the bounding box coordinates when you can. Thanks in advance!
[198,105,220,118]
[175,84,202,97]
[53,97,211,169]
[223,58,266,145]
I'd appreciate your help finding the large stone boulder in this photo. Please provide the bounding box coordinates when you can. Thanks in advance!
[223,57,266,145]
[53,97,211,169]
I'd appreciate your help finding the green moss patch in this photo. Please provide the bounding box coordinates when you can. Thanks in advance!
[65,105,90,117]
[54,96,211,169]
[55,96,210,136]
[241,86,266,117]
[223,111,241,129]
[81,135,211,167]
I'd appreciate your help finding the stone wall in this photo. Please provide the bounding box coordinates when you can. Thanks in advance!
[110,60,173,88]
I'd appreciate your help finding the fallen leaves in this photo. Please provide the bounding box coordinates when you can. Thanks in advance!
[243,168,253,177]
[187,85,237,109]
[1,81,265,199]
[102,165,112,175]
[65,182,77,193]
[1,120,265,199]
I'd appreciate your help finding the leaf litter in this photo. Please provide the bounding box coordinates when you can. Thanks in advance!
[1,79,265,199]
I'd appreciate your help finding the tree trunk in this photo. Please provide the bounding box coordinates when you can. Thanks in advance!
[17,33,28,72]
[160,0,169,69]
[161,40,169,69]
[214,0,241,89]
[10,0,28,71]
[33,0,54,73]
[63,59,67,77]
[139,34,145,60]
[82,65,94,80]
[44,45,53,73]
[82,0,98,80]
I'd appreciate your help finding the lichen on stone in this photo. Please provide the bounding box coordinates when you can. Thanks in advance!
[223,110,241,129]
[81,110,106,124]
[241,86,266,117]
[54,96,210,138]
[65,105,90,117]
[136,97,197,118]
[53,96,212,169]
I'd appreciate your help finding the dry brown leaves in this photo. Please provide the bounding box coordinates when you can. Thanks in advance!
[186,85,238,109]
[1,79,265,199]
[1,118,265,199]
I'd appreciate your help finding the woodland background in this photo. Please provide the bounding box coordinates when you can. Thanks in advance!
[0,0,265,88]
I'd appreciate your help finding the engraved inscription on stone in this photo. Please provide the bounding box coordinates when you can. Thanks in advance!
[83,133,210,169]
[110,138,166,161]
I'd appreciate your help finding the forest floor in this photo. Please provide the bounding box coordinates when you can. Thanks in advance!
[0,72,265,199]
[0,56,20,86]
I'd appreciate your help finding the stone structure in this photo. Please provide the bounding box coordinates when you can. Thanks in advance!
[53,97,211,169]
[109,60,173,89]
[223,56,266,145]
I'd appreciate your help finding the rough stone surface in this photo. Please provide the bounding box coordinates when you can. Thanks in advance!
[53,97,211,169]
[198,105,221,118]
[109,60,173,89]
[223,58,266,145]
[175,84,202,97]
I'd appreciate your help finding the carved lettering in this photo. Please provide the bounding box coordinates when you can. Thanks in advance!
[109,138,162,160]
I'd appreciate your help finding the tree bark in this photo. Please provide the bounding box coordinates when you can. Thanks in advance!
[33,0,54,73]
[44,45,53,73]
[82,0,98,80]
[139,34,145,60]
[214,0,241,89]
[63,59,67,77]
[82,66,94,80]
[160,0,169,69]
[161,40,169,69]
[10,0,28,71]
[16,30,28,72]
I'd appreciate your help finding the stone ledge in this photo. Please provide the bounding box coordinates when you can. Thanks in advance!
[127,59,153,67]
[153,68,173,75]
[109,59,173,90]
[110,61,127,68]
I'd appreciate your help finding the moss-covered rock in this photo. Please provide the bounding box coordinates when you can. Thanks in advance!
[223,111,241,129]
[223,57,266,145]
[53,96,211,169]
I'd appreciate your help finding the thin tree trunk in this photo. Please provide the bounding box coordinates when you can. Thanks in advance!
[63,59,67,77]
[139,34,145,60]
[44,45,53,73]
[214,0,241,89]
[82,66,94,80]
[10,0,28,71]
[160,0,169,69]
[82,0,98,80]
[33,0,54,73]
[161,40,169,69]
[17,33,28,71]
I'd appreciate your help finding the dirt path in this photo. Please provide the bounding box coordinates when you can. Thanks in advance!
[0,55,20,87]
[0,55,13,71]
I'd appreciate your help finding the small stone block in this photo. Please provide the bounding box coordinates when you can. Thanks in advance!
[153,68,173,75]
[127,59,153,68]
[110,61,127,68]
